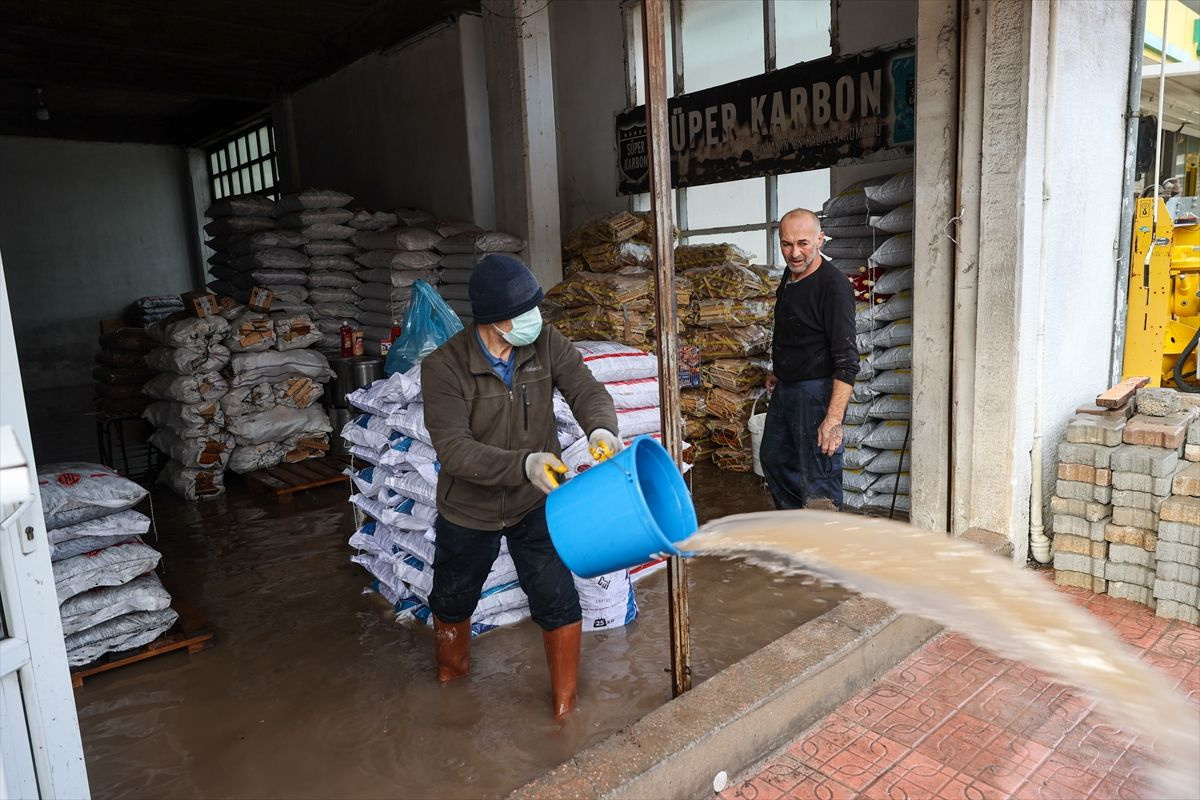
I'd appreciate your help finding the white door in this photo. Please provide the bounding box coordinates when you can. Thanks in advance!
[0,258,90,799]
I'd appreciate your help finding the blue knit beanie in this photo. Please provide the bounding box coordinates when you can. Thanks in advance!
[468,254,544,324]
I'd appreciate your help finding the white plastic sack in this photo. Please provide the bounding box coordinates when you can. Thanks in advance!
[145,315,230,348]
[227,443,287,474]
[353,228,443,252]
[309,255,357,272]
[149,428,233,469]
[143,400,224,435]
[374,437,439,470]
[52,538,161,602]
[206,194,274,218]
[48,509,149,545]
[59,573,172,637]
[574,341,658,382]
[307,271,361,289]
[250,268,308,286]
[273,315,322,351]
[353,282,413,303]
[253,248,311,271]
[387,403,432,445]
[341,413,396,451]
[304,240,356,257]
[306,287,358,304]
[277,208,354,228]
[602,377,660,410]
[227,349,334,386]
[348,210,398,231]
[312,302,361,321]
[355,250,441,270]
[226,406,331,446]
[159,461,225,500]
[435,230,524,255]
[383,470,438,507]
[146,344,230,375]
[347,368,422,414]
[38,463,147,529]
[141,372,227,404]
[65,607,179,667]
[274,189,353,213]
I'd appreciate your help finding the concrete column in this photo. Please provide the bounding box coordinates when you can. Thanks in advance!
[909,0,957,534]
[459,14,496,230]
[482,0,563,288]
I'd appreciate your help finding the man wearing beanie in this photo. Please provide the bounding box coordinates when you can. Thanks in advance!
[421,253,622,720]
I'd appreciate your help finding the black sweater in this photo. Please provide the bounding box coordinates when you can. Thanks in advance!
[771,260,859,385]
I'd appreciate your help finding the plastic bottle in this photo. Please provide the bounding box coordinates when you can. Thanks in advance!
[352,329,365,357]
[339,321,353,357]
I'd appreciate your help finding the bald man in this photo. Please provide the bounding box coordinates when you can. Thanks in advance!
[761,209,858,511]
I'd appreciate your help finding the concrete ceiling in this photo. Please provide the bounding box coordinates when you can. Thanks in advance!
[0,0,478,146]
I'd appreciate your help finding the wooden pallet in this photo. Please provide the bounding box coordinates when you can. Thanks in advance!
[243,453,350,504]
[71,596,213,688]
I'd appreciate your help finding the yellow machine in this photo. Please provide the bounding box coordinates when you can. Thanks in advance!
[1122,197,1200,388]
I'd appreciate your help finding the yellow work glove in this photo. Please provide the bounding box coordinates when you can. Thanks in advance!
[587,428,624,463]
[525,452,568,494]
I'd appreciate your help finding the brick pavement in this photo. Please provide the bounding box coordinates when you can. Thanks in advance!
[720,582,1200,800]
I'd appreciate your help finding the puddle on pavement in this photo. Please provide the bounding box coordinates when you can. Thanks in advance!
[76,463,848,799]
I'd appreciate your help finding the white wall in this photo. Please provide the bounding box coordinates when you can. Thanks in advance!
[275,22,485,224]
[550,0,630,233]
[0,136,197,391]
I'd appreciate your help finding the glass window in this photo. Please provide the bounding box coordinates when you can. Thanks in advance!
[625,0,675,105]
[207,119,279,201]
[684,176,766,229]
[237,137,248,165]
[777,168,831,218]
[247,133,260,161]
[686,229,767,262]
[681,0,764,93]
[774,0,832,68]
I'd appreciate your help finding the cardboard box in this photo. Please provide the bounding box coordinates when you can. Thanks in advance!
[181,290,218,318]
[248,286,273,313]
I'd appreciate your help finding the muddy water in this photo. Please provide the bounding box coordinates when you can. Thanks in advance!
[686,510,1200,798]
[76,463,848,799]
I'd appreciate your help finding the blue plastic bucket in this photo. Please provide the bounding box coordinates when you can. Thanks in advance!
[546,435,697,578]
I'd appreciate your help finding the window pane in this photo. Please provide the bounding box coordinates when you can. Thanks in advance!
[212,179,224,200]
[682,0,764,93]
[248,133,260,161]
[263,160,275,189]
[625,0,675,105]
[227,141,239,167]
[685,229,767,262]
[775,0,832,68]
[237,136,249,165]
[218,149,228,172]
[209,152,220,173]
[222,175,231,197]
[251,164,263,191]
[259,127,271,156]
[240,167,252,193]
[777,168,831,218]
[685,176,766,229]
[231,171,242,195]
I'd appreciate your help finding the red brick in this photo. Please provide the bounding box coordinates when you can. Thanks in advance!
[1095,468,1111,487]
[1122,413,1188,449]
[1097,376,1150,408]
[1057,463,1095,483]
[1076,402,1133,420]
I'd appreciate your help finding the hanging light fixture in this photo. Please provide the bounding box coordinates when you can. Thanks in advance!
[36,87,50,121]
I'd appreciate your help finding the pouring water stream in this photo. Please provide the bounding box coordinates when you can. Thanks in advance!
[680,510,1200,797]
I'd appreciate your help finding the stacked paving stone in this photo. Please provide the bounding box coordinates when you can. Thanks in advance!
[1157,435,1200,624]
[1053,378,1200,624]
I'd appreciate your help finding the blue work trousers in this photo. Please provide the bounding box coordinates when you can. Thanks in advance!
[760,378,844,510]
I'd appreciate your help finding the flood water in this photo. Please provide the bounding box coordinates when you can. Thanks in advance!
[687,510,1200,799]
[75,463,849,799]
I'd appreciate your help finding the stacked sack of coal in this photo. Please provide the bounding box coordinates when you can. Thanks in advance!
[142,314,232,499]
[204,193,308,309]
[268,189,357,352]
[94,327,158,419]
[342,368,534,635]
[39,463,176,666]
[432,226,527,326]
[352,215,443,349]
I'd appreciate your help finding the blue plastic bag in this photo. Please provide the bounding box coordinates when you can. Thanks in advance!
[384,280,464,375]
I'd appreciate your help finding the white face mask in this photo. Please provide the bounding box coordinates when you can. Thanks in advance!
[495,307,543,347]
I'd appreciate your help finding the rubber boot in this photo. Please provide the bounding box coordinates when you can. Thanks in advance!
[434,617,471,683]
[543,620,582,719]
